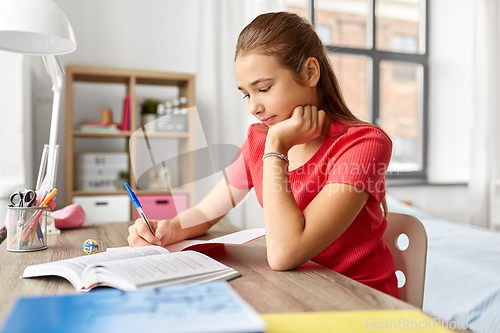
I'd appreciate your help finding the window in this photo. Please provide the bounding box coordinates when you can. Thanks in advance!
[316,25,332,45]
[286,0,429,180]
[391,35,418,54]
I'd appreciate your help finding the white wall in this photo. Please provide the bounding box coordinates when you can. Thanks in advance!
[56,0,198,73]
[427,0,474,183]
[387,185,469,223]
[0,52,28,228]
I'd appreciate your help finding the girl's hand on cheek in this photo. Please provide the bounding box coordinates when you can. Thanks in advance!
[268,105,326,152]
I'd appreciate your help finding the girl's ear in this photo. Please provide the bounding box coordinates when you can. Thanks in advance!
[305,57,320,87]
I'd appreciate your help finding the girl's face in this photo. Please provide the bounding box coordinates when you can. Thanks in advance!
[235,54,318,127]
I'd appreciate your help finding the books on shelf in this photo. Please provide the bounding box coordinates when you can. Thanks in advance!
[121,95,131,131]
[1,282,266,333]
[22,228,265,292]
[76,95,131,133]
[78,122,121,132]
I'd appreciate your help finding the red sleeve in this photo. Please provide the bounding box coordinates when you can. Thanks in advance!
[224,131,254,191]
[326,127,392,202]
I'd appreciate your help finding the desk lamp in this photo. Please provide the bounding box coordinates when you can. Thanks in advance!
[0,0,76,191]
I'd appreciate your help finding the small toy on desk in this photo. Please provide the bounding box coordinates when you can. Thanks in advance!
[82,239,99,255]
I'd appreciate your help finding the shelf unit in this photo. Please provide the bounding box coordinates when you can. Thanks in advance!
[64,66,197,219]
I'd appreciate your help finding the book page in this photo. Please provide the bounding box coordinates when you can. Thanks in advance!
[208,228,265,244]
[106,228,265,253]
[93,251,234,288]
[165,228,265,252]
[145,270,241,289]
[23,246,169,282]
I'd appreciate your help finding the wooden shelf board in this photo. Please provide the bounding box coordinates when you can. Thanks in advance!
[73,76,129,84]
[72,189,191,197]
[134,187,191,195]
[73,130,132,137]
[67,65,194,86]
[73,190,128,196]
[137,132,190,139]
[136,78,188,86]
[73,130,189,138]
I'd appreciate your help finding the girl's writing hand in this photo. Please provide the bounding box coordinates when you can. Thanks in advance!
[128,218,173,247]
[268,105,326,152]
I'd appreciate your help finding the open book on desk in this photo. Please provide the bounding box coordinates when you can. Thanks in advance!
[21,228,265,292]
[22,247,240,292]
[108,228,265,253]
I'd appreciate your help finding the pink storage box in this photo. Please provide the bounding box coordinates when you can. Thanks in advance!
[136,194,188,221]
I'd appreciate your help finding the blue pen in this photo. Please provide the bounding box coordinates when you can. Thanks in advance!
[124,183,155,236]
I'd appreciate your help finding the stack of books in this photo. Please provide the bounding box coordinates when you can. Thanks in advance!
[78,122,120,132]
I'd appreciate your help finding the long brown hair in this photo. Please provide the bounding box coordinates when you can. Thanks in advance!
[235,11,389,216]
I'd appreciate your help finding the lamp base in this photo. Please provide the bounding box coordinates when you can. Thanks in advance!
[46,215,60,235]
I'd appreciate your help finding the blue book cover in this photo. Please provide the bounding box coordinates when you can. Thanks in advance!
[1,282,265,333]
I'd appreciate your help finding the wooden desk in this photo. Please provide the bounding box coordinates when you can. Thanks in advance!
[0,221,465,331]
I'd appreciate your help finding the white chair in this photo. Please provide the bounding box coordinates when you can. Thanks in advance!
[383,212,428,308]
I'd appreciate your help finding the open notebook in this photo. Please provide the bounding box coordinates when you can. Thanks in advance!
[108,228,265,253]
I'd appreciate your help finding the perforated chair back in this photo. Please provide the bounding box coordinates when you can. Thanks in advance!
[383,212,428,308]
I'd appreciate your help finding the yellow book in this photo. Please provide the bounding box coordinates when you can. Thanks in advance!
[262,309,457,332]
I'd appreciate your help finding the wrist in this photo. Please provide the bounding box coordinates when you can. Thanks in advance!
[165,218,181,244]
[262,151,289,164]
[265,135,289,154]
[167,223,177,244]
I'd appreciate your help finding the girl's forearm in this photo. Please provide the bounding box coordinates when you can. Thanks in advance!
[263,140,306,269]
[167,207,224,244]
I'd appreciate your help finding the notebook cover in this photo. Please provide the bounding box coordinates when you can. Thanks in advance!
[1,282,265,333]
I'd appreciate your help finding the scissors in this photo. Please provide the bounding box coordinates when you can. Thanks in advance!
[9,190,36,208]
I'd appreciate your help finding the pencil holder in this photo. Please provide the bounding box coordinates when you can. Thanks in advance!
[6,206,49,252]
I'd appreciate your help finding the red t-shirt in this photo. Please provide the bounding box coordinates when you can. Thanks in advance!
[226,121,399,298]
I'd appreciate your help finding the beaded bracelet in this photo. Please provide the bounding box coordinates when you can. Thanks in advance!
[262,152,289,164]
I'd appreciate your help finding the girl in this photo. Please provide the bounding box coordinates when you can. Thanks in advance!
[128,11,398,298]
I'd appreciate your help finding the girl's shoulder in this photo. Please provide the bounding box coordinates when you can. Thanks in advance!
[328,121,392,145]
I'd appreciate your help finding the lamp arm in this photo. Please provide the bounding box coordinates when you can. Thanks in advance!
[43,55,65,94]
[43,55,65,190]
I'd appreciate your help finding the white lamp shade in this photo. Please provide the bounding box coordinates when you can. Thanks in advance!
[0,0,76,55]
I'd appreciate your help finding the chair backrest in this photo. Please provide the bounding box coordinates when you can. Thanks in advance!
[383,212,428,308]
